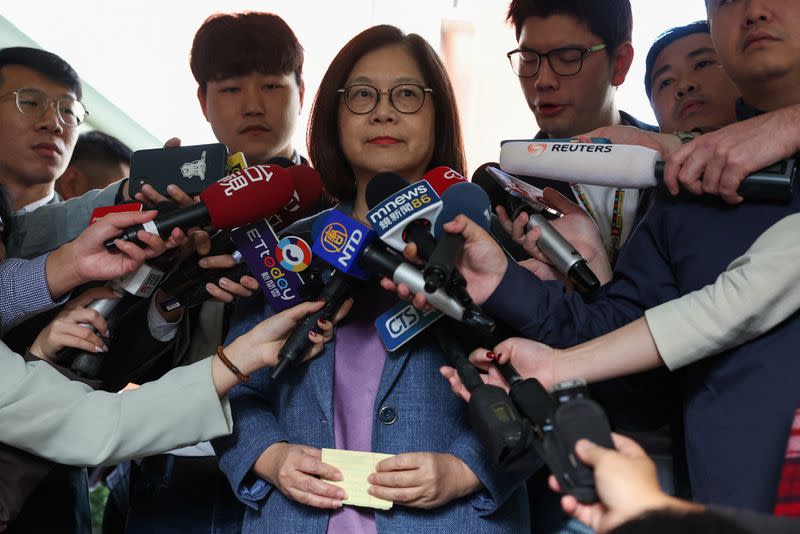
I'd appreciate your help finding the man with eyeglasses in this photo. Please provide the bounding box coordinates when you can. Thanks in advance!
[0,48,87,214]
[500,3,683,533]
[504,0,657,266]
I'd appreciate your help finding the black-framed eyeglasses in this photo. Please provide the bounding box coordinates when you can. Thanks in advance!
[337,83,434,115]
[507,44,607,78]
[0,87,88,127]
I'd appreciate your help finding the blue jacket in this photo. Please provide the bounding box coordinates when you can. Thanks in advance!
[485,187,800,512]
[213,209,530,533]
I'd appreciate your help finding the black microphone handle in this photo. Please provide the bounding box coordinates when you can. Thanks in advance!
[159,262,250,313]
[403,222,437,259]
[432,322,484,391]
[160,230,236,295]
[104,203,210,251]
[653,158,795,203]
[423,232,464,292]
[271,271,352,379]
[65,293,138,378]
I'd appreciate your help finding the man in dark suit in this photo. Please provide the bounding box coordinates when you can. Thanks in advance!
[504,0,656,264]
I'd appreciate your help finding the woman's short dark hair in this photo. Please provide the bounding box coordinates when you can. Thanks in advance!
[190,12,304,95]
[307,24,466,202]
[506,0,633,54]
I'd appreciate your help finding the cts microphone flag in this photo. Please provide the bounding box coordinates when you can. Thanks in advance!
[106,164,295,250]
[500,139,795,202]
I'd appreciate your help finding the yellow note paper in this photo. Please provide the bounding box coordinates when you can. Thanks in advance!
[321,448,394,510]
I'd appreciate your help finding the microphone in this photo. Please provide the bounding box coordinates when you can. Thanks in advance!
[270,270,352,379]
[473,163,600,292]
[271,216,352,379]
[267,164,325,230]
[312,210,495,331]
[499,140,795,203]
[159,256,248,313]
[105,164,295,250]
[424,182,492,292]
[365,173,443,254]
[58,202,182,376]
[422,165,469,195]
[158,164,324,299]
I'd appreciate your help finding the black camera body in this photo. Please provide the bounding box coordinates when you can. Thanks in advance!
[537,380,615,503]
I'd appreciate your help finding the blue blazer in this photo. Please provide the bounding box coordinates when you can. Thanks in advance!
[213,210,531,533]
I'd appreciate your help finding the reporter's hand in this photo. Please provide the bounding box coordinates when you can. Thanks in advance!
[380,214,507,308]
[549,434,699,534]
[197,254,260,302]
[578,126,681,157]
[497,188,612,286]
[46,211,185,298]
[29,287,120,361]
[480,337,560,391]
[663,106,800,203]
[255,442,345,509]
[368,452,481,509]
[214,298,353,396]
[439,360,509,403]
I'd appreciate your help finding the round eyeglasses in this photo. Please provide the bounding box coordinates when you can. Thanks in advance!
[507,44,607,78]
[0,87,88,127]
[337,83,433,115]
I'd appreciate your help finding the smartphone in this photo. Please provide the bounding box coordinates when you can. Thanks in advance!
[128,143,229,197]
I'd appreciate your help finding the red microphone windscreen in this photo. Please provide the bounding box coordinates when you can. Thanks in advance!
[275,165,324,228]
[423,166,467,196]
[200,164,294,229]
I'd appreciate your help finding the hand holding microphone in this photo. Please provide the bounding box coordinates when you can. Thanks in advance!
[497,188,613,287]
[105,164,295,251]
[473,164,601,292]
[500,135,795,204]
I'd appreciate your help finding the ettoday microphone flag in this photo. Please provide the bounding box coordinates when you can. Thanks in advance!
[499,139,659,189]
[230,219,309,312]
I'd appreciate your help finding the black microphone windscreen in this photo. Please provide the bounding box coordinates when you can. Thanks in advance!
[365,172,410,209]
[434,182,491,237]
[471,163,509,213]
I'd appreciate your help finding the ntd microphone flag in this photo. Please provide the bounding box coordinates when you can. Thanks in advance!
[312,210,377,280]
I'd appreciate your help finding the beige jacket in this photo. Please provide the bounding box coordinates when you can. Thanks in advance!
[0,345,232,466]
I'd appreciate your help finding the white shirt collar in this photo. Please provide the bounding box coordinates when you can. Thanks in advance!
[17,190,56,214]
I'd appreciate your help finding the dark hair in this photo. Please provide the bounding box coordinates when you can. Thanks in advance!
[190,12,304,95]
[307,24,465,202]
[609,509,751,534]
[0,47,81,99]
[70,130,133,167]
[644,20,710,99]
[506,0,632,52]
